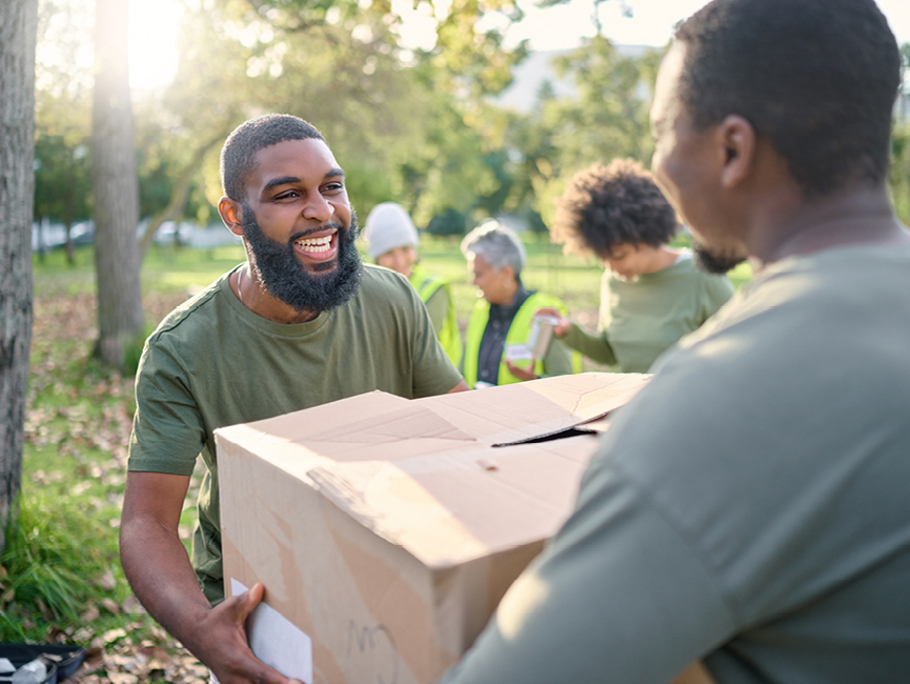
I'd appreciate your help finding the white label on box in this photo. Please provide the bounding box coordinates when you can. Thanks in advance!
[231,578,314,684]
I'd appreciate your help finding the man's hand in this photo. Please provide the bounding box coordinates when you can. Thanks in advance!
[535,307,572,337]
[120,472,302,684]
[506,359,538,382]
[200,583,303,684]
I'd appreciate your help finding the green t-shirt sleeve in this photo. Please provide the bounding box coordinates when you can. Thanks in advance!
[562,323,617,366]
[540,337,575,378]
[434,453,736,683]
[127,337,205,476]
[699,274,735,323]
[423,286,449,337]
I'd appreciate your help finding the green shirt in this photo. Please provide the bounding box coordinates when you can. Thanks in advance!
[437,242,910,683]
[127,264,462,604]
[562,255,734,372]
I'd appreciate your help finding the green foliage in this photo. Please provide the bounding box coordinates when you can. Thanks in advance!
[427,208,469,237]
[1,496,108,639]
[891,122,910,225]
[33,134,92,227]
[548,37,660,167]
[498,38,663,230]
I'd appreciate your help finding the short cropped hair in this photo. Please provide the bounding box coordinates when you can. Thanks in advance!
[220,114,324,201]
[675,0,900,197]
[460,220,526,276]
[552,159,678,258]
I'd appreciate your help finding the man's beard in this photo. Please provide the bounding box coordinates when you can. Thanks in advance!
[242,205,363,314]
[692,242,745,275]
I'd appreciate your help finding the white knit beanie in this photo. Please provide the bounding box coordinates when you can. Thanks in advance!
[364,202,419,259]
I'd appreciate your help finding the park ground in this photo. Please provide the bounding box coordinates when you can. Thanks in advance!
[3,234,751,682]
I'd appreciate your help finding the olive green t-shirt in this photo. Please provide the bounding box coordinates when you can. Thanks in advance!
[127,264,463,604]
[436,241,910,683]
[563,255,734,372]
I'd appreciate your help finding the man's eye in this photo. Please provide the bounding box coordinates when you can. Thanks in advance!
[276,191,299,200]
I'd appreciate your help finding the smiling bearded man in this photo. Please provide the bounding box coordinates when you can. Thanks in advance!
[240,201,362,314]
[119,114,468,684]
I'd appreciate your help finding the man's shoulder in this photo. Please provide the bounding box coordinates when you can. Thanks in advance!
[146,271,232,348]
[357,264,418,302]
[663,255,732,289]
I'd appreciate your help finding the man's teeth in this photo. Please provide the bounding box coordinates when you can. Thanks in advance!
[295,235,333,253]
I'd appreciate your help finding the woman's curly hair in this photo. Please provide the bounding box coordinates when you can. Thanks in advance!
[552,158,679,258]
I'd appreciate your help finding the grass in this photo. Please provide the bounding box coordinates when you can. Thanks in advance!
[6,235,752,681]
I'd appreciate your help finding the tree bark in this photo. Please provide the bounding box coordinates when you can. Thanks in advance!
[0,0,38,555]
[92,0,144,366]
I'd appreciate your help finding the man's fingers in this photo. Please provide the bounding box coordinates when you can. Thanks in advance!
[234,582,266,624]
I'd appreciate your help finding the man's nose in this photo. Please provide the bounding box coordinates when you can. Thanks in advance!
[303,194,335,222]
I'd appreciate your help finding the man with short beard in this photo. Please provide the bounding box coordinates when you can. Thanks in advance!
[434,0,910,683]
[120,114,467,684]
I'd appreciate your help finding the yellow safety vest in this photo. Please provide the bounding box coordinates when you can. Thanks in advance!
[463,291,581,388]
[409,264,462,367]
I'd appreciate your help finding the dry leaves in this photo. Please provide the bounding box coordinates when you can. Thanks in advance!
[27,290,208,683]
[73,640,209,683]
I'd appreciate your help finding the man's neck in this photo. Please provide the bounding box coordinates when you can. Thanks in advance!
[236,265,321,324]
[751,185,908,266]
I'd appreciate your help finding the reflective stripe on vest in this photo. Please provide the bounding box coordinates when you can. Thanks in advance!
[409,264,462,367]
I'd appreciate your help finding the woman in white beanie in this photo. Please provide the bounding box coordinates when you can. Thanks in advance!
[364,202,462,366]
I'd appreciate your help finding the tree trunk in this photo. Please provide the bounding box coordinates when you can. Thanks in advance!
[92,0,144,367]
[0,0,38,555]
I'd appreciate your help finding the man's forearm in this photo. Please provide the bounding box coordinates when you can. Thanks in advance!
[120,517,213,655]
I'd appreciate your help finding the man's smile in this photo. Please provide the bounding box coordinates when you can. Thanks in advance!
[293,228,339,263]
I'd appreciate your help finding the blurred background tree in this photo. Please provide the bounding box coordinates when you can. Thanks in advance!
[33,0,93,265]
[91,0,145,366]
[31,1,910,262]
[28,0,910,362]
[30,0,665,268]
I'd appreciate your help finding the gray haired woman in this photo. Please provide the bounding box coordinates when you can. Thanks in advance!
[460,220,579,388]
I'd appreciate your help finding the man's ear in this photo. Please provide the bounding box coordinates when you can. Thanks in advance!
[219,197,244,237]
[717,114,756,190]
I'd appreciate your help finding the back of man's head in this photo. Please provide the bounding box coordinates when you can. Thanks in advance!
[220,114,324,202]
[675,0,900,198]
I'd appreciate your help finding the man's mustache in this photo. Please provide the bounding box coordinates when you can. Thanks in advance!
[290,221,347,244]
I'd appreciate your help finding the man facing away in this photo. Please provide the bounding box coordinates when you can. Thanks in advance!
[435,0,910,682]
[119,114,467,684]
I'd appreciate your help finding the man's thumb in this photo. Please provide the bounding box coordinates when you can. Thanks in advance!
[236,582,266,622]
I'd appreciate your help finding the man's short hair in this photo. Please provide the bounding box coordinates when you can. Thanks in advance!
[220,114,325,201]
[675,0,901,197]
[553,158,678,258]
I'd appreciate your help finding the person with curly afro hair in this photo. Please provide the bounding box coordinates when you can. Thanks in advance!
[539,158,734,372]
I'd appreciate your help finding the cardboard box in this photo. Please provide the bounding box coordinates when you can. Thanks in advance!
[216,372,649,684]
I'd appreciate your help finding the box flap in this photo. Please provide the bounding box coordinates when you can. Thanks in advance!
[307,434,599,569]
[411,372,649,445]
